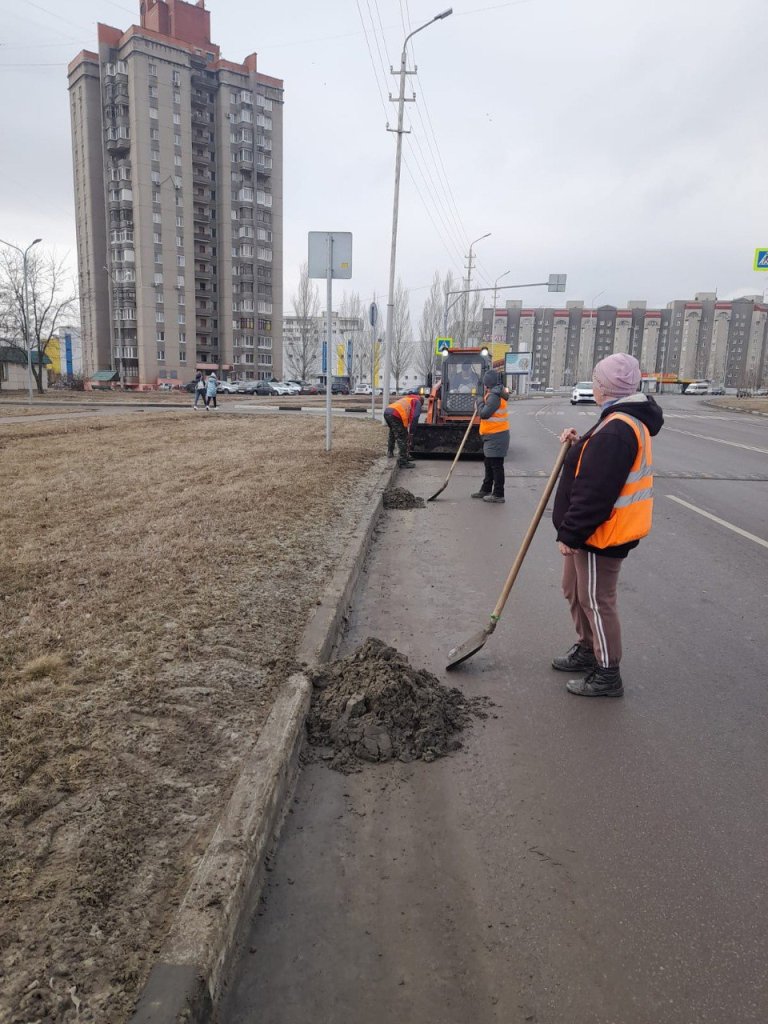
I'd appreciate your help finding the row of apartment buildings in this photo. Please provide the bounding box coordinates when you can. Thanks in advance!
[68,0,283,388]
[482,294,768,390]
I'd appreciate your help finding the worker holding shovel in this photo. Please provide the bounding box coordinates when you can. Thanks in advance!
[471,369,510,503]
[552,353,664,698]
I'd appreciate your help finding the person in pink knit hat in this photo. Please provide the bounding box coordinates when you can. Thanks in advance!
[551,353,664,697]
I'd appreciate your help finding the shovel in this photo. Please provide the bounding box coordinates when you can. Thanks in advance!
[446,441,570,670]
[427,409,478,502]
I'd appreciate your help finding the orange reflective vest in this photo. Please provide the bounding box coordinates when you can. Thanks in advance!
[387,396,418,428]
[478,391,509,435]
[576,412,654,549]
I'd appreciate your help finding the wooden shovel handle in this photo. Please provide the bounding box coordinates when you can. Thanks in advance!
[449,408,477,471]
[490,441,571,622]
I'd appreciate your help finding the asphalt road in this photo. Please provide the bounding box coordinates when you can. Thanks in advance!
[222,395,768,1024]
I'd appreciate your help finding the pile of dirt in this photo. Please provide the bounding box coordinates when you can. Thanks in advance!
[307,638,488,771]
[383,487,425,509]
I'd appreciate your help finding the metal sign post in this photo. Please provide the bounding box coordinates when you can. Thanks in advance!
[308,231,352,452]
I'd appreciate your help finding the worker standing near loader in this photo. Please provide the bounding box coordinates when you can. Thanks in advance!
[472,369,510,503]
[552,352,664,698]
[384,394,423,468]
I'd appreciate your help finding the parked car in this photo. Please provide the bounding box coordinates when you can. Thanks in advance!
[354,384,373,395]
[279,381,301,395]
[216,380,240,394]
[254,382,279,396]
[684,382,709,395]
[707,385,726,395]
[236,380,258,394]
[300,383,319,395]
[331,383,350,395]
[571,382,595,404]
[183,381,198,393]
[544,387,555,395]
[401,385,427,396]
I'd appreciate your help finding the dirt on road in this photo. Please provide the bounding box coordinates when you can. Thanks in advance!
[0,412,383,1023]
[382,487,425,510]
[306,638,490,772]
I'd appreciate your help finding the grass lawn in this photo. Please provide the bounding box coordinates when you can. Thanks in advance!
[0,410,384,1022]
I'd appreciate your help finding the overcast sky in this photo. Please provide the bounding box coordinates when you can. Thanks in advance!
[1,0,767,320]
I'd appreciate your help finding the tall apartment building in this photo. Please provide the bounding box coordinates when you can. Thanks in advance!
[481,294,768,390]
[68,0,283,388]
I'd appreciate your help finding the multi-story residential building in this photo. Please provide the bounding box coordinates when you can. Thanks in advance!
[282,312,365,381]
[481,294,768,390]
[48,325,84,378]
[68,0,283,388]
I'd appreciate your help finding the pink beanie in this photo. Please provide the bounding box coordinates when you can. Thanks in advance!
[593,353,641,398]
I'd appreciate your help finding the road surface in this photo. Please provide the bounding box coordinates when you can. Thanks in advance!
[223,395,768,1024]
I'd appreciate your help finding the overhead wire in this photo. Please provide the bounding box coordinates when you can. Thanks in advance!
[355,0,465,276]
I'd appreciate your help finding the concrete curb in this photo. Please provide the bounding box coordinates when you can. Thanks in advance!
[128,456,398,1024]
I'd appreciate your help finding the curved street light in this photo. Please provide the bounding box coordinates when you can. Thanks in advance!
[382,7,453,410]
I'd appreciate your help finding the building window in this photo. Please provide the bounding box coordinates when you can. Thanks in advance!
[156,312,165,324]
[174,90,181,104]
[173,112,181,125]
[154,272,163,285]
[157,348,165,361]
[174,133,182,147]
[172,70,181,85]
[177,255,185,267]
[149,62,158,76]
[179,349,187,363]
[150,108,158,119]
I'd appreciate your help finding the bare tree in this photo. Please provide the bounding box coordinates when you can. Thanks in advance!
[0,245,77,393]
[416,272,443,382]
[391,277,413,393]
[286,261,320,381]
[338,290,366,385]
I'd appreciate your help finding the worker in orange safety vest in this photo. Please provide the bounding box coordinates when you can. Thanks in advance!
[384,394,423,467]
[551,353,664,698]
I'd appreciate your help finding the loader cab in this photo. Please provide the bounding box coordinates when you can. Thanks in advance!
[441,351,489,416]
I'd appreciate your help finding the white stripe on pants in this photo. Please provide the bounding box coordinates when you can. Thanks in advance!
[561,550,623,668]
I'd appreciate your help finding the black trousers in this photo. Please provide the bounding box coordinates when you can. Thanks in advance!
[481,456,505,497]
[205,393,217,408]
[384,412,410,460]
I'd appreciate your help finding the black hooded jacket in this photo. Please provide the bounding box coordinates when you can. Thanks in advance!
[552,393,664,558]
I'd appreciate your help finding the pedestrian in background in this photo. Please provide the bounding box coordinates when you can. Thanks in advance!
[205,371,218,410]
[193,371,205,410]
[384,394,422,467]
[472,369,509,503]
[552,353,664,698]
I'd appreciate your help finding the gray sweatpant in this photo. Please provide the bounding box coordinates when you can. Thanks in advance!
[562,550,623,668]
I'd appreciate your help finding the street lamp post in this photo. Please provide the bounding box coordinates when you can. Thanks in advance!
[0,237,42,401]
[382,7,453,411]
[462,232,491,345]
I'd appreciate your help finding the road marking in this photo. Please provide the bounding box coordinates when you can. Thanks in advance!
[663,426,768,455]
[667,495,768,550]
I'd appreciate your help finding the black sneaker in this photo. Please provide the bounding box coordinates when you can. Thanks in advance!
[471,490,490,499]
[566,666,623,698]
[551,643,597,673]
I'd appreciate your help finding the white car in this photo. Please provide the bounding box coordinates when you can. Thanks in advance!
[216,380,240,394]
[269,382,293,396]
[354,384,373,395]
[571,381,595,404]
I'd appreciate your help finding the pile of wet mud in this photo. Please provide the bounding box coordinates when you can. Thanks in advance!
[383,487,425,509]
[306,638,489,772]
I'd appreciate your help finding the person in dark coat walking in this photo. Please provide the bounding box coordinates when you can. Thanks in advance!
[552,353,664,698]
[472,369,510,503]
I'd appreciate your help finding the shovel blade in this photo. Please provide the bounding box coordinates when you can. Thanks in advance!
[445,625,492,671]
[426,481,448,502]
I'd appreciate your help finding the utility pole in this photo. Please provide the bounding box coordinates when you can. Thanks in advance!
[489,269,510,347]
[382,8,453,411]
[462,232,490,345]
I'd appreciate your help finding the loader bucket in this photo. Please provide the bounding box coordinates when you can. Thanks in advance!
[412,422,483,457]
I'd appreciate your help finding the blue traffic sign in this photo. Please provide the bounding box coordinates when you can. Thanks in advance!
[754,248,768,271]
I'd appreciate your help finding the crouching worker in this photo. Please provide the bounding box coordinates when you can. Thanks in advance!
[472,369,509,503]
[384,394,423,468]
[552,353,664,698]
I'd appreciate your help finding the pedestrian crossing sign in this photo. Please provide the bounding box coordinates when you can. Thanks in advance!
[434,337,453,355]
[754,248,768,270]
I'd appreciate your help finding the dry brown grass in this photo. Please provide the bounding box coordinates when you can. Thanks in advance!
[0,411,384,1023]
[708,396,768,415]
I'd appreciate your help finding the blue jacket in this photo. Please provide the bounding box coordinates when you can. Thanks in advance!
[205,377,217,397]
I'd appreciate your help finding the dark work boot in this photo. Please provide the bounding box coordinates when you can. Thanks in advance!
[551,643,597,673]
[566,666,624,698]
[483,494,505,503]
[471,490,491,499]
